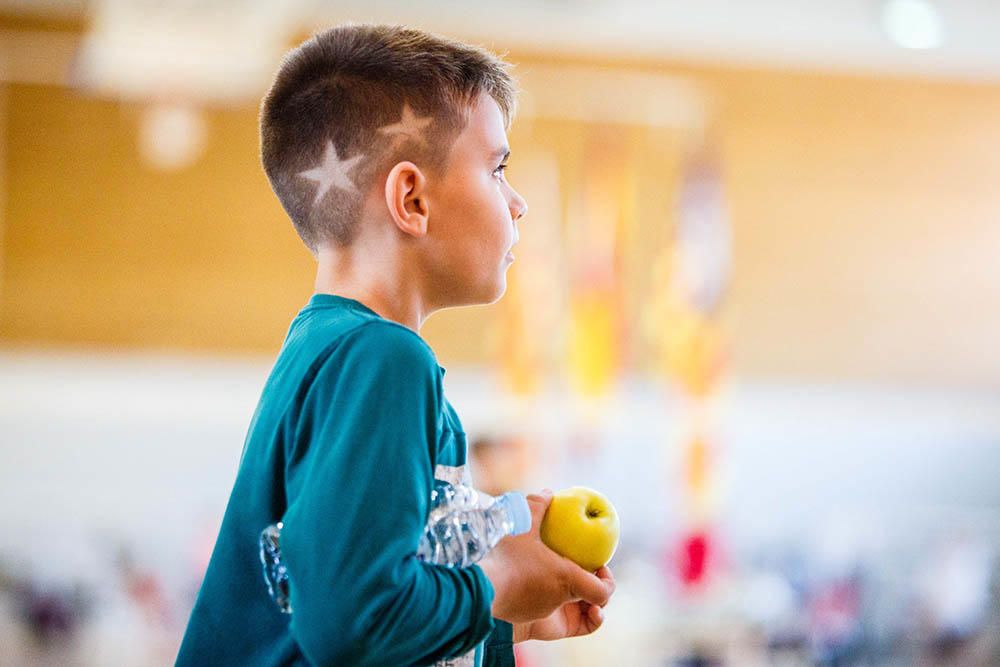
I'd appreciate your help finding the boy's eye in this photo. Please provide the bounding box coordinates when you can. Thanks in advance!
[493,163,508,177]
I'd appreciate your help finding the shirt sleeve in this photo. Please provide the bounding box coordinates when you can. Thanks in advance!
[279,321,495,666]
[482,619,516,667]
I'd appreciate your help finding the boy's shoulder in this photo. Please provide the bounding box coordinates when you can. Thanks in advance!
[292,294,440,376]
[339,318,438,370]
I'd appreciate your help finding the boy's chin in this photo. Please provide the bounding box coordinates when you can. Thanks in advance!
[444,272,508,308]
[486,273,508,303]
[465,276,507,306]
[487,283,508,304]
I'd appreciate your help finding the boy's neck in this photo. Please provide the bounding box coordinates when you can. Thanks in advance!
[313,244,432,332]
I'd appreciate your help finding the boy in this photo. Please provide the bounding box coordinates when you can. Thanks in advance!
[177,24,614,666]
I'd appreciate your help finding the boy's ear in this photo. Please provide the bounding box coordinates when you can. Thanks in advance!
[384,161,429,238]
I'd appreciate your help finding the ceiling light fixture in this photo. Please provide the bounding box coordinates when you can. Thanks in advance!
[882,0,945,50]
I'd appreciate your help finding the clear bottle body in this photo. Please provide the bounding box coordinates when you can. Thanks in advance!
[258,482,529,614]
[416,491,524,568]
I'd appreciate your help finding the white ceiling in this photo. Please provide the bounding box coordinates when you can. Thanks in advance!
[5,0,1000,84]
[331,0,1000,80]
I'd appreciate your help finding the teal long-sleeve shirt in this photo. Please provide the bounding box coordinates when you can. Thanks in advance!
[177,294,512,666]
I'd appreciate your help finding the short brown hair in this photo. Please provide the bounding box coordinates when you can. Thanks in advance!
[260,24,518,252]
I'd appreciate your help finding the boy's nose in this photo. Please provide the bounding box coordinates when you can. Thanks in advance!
[510,191,528,222]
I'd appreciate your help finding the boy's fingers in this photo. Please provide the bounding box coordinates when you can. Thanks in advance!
[567,568,612,608]
[587,603,604,631]
[575,602,604,636]
[594,566,616,603]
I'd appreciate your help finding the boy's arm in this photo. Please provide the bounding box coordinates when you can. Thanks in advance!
[279,322,494,666]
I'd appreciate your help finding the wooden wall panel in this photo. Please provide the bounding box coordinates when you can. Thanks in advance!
[3,52,1000,385]
[2,87,313,352]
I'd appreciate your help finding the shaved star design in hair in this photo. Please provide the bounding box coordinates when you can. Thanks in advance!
[377,102,433,148]
[298,140,364,206]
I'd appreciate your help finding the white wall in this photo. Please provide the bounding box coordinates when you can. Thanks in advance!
[2,347,998,585]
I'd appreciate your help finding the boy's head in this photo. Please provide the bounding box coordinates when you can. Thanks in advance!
[260,24,528,306]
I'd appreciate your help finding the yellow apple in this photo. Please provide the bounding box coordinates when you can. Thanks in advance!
[540,486,620,572]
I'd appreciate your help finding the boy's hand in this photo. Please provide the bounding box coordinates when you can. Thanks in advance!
[512,566,615,642]
[478,490,615,625]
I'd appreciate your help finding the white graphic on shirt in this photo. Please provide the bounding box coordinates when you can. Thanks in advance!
[438,651,476,667]
[297,140,364,206]
[434,463,473,488]
[377,102,433,148]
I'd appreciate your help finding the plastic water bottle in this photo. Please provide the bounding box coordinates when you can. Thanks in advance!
[259,483,530,613]
[416,483,531,568]
[259,522,291,613]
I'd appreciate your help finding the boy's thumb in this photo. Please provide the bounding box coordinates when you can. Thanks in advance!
[525,488,554,530]
[527,488,554,504]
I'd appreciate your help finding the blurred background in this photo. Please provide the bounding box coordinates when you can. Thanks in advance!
[2,1,1000,665]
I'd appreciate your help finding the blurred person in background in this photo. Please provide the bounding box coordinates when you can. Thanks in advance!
[915,533,996,666]
[470,435,532,497]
